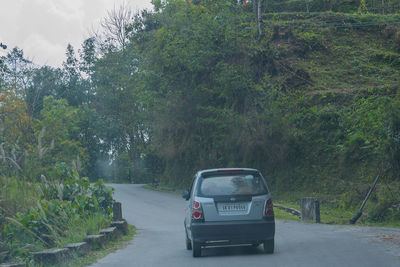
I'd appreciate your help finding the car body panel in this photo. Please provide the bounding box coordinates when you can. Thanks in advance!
[184,168,275,250]
[191,219,275,244]
[198,195,269,222]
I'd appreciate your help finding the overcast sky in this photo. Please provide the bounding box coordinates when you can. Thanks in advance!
[0,0,153,67]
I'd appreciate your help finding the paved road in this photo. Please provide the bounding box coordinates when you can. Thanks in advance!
[91,184,400,267]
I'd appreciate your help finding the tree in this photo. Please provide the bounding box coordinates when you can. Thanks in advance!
[25,66,64,116]
[75,104,109,180]
[0,42,8,88]
[79,37,98,105]
[93,43,153,182]
[129,0,269,184]
[32,96,88,176]
[0,89,34,175]
[358,0,368,13]
[61,44,85,106]
[79,37,97,77]
[1,47,34,99]
[100,3,133,50]
[253,0,263,36]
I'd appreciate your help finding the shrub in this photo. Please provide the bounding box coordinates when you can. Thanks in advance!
[0,163,114,263]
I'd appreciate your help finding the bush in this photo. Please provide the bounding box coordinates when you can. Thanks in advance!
[0,163,114,263]
[366,185,400,222]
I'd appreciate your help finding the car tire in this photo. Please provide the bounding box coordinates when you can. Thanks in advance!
[186,235,192,250]
[263,239,274,254]
[192,241,201,257]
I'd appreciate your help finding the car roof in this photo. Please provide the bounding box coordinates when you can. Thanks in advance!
[197,168,259,176]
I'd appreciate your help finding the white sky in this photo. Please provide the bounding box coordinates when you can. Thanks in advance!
[0,0,153,67]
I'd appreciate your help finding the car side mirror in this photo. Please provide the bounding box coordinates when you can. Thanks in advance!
[182,190,190,200]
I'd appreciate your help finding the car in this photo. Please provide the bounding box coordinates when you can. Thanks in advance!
[182,168,275,257]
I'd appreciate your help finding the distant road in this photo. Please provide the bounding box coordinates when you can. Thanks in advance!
[91,184,400,267]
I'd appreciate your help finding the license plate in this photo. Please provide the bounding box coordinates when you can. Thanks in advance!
[218,202,247,212]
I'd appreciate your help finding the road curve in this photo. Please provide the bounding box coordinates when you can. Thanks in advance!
[90,184,400,267]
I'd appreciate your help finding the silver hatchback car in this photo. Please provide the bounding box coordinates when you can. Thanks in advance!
[182,168,275,257]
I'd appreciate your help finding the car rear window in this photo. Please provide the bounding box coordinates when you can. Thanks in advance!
[199,173,268,196]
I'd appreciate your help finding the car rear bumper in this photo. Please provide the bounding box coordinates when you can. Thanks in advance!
[190,218,275,245]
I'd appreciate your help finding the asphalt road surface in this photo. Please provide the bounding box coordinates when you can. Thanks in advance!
[91,184,400,267]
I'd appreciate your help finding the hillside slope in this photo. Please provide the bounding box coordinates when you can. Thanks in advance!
[253,12,400,222]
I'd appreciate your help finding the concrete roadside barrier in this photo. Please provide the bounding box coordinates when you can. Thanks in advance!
[100,227,120,240]
[113,202,123,221]
[111,220,128,235]
[31,248,72,266]
[84,234,108,249]
[64,242,89,256]
[301,198,320,223]
[30,202,129,266]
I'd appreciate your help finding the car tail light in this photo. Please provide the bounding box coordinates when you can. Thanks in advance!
[264,198,274,217]
[192,200,204,220]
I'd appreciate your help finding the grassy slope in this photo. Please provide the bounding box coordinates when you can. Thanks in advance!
[266,13,400,93]
[263,13,400,226]
[144,12,400,226]
[302,27,399,92]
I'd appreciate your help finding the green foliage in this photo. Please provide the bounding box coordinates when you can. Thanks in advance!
[0,164,114,263]
[342,97,391,159]
[358,0,368,13]
[100,1,400,197]
[40,164,114,214]
[2,0,400,250]
[25,66,65,116]
[91,179,115,214]
[20,96,89,181]
[263,0,400,13]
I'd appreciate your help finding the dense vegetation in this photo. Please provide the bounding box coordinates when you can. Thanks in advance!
[0,34,115,264]
[1,2,400,261]
[0,164,114,263]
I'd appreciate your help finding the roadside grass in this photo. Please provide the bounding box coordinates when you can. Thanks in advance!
[60,212,112,247]
[1,175,130,265]
[143,184,400,228]
[273,208,300,221]
[64,225,136,267]
[274,198,400,228]
[0,176,40,215]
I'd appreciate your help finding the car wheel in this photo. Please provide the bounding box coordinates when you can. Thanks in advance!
[192,241,201,257]
[263,239,274,254]
[186,235,192,250]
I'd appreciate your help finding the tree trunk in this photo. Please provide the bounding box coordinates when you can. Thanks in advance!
[257,0,262,37]
[253,0,257,21]
[382,0,385,14]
